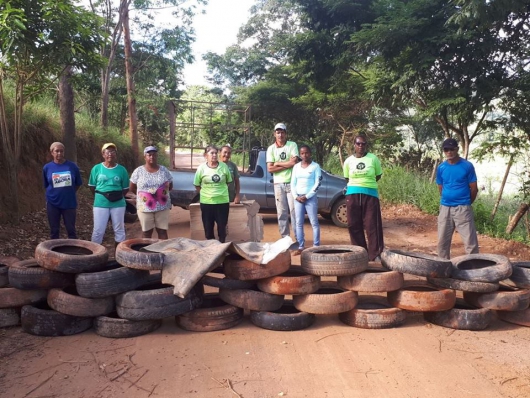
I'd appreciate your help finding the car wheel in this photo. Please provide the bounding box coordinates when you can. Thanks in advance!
[330,197,347,228]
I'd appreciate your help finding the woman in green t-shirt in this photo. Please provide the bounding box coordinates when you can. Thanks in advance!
[193,145,233,243]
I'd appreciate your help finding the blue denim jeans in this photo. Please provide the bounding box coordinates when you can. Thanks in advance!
[273,183,297,241]
[294,195,320,249]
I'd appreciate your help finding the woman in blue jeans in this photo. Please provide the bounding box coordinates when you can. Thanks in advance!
[291,145,322,254]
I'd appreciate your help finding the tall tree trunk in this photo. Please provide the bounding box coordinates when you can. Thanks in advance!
[506,203,530,234]
[490,156,513,221]
[121,0,139,160]
[60,66,77,163]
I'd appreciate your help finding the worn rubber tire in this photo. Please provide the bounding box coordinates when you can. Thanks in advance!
[497,308,530,327]
[176,293,244,332]
[0,308,20,328]
[75,266,150,298]
[35,239,109,274]
[338,266,404,292]
[451,254,512,283]
[427,276,499,293]
[219,287,284,311]
[94,313,162,338]
[21,301,93,336]
[223,251,291,281]
[463,287,530,311]
[201,273,255,290]
[8,259,75,290]
[250,301,316,331]
[301,245,368,276]
[293,281,358,314]
[0,256,20,288]
[47,286,115,317]
[424,298,492,330]
[381,250,452,278]
[509,262,530,289]
[330,197,347,228]
[115,238,164,270]
[0,287,48,309]
[387,281,456,312]
[257,267,320,295]
[116,282,203,321]
[339,295,406,329]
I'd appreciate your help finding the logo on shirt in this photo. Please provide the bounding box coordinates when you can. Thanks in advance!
[356,163,366,170]
[280,152,286,160]
[52,171,72,188]
[212,174,221,183]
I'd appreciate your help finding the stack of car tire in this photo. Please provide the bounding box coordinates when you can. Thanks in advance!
[2,239,530,338]
[381,250,530,330]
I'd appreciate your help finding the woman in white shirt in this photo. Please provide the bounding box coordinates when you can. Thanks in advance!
[291,145,322,254]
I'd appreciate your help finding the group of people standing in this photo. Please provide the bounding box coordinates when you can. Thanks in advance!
[43,126,479,261]
[43,142,173,246]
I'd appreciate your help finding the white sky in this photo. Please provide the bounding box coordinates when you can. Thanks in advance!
[181,0,255,88]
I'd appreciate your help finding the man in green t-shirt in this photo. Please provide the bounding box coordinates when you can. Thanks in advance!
[266,123,299,241]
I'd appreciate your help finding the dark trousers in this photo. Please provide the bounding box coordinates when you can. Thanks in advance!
[346,194,384,261]
[200,203,230,243]
[46,202,77,239]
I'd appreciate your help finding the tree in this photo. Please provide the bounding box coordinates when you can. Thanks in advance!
[0,0,104,221]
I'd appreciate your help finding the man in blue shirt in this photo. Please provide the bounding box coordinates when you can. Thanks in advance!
[436,138,479,259]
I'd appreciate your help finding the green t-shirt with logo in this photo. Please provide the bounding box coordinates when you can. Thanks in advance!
[88,163,130,208]
[225,160,240,202]
[343,153,382,190]
[266,141,299,183]
[193,162,232,204]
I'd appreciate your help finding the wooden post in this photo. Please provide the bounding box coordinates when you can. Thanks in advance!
[168,101,176,169]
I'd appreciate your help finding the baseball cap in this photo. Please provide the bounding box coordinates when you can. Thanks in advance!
[101,142,117,151]
[442,138,458,149]
[144,146,158,154]
[274,123,287,131]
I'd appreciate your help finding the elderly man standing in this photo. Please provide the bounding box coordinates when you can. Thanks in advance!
[266,123,299,241]
[436,138,479,259]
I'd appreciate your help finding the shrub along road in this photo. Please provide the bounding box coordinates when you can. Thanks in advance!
[1,205,530,397]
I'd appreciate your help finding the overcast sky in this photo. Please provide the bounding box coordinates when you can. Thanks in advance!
[181,0,255,88]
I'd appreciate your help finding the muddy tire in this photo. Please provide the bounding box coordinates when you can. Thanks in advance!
[424,298,492,330]
[0,287,48,309]
[115,238,164,270]
[8,259,75,290]
[301,245,368,276]
[339,295,406,329]
[451,254,512,283]
[387,281,456,312]
[381,250,452,278]
[116,282,203,320]
[75,266,150,298]
[338,266,404,292]
[176,293,243,332]
[463,286,530,311]
[219,287,284,311]
[330,197,347,228]
[35,239,109,274]
[293,281,358,314]
[21,301,92,336]
[257,267,320,295]
[47,286,115,317]
[0,256,20,288]
[497,308,530,327]
[94,313,162,338]
[0,308,20,328]
[427,277,499,293]
[509,262,530,289]
[223,251,291,281]
[250,301,316,331]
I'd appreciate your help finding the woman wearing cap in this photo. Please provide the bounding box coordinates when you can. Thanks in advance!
[343,135,384,261]
[194,145,232,243]
[88,143,130,245]
[42,142,83,239]
[129,146,173,239]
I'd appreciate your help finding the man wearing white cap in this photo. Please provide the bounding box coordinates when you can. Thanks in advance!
[266,122,299,240]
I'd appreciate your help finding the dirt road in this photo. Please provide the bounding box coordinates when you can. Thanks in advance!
[1,206,530,398]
